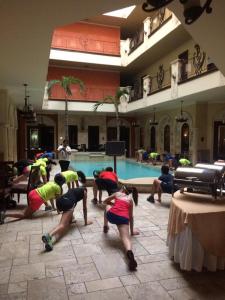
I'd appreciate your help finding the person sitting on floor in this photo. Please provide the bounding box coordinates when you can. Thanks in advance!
[0,175,65,224]
[42,187,92,251]
[103,185,139,271]
[54,170,86,190]
[92,166,118,204]
[147,165,177,203]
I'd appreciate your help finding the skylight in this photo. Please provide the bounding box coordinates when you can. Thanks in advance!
[103,5,136,19]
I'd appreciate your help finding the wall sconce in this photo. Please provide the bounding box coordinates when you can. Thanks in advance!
[142,0,213,25]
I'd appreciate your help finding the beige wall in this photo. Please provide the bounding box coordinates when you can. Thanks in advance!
[0,89,17,161]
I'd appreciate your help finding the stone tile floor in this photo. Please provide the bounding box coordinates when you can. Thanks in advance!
[1,189,225,299]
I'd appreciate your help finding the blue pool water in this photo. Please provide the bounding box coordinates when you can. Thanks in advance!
[70,160,161,179]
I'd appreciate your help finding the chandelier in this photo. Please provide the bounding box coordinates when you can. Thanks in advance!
[142,0,213,25]
[21,83,37,122]
[149,108,159,125]
[176,100,188,122]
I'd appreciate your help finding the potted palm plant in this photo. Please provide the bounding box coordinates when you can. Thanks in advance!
[47,76,85,139]
[93,88,129,141]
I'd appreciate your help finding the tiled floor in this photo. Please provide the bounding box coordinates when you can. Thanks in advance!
[1,184,225,299]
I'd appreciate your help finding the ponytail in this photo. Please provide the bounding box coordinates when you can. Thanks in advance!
[123,185,138,206]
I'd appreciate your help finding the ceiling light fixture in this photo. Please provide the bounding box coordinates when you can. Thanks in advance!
[149,107,159,126]
[176,100,188,122]
[142,0,213,25]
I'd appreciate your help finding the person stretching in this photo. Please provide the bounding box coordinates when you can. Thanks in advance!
[147,165,176,203]
[0,175,65,224]
[92,167,118,204]
[42,187,92,251]
[55,170,86,190]
[103,186,139,271]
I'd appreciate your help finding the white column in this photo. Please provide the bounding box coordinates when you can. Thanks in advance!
[170,59,182,99]
[143,17,152,41]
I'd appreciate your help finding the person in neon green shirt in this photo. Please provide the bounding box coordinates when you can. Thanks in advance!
[55,170,86,189]
[0,176,65,224]
[179,158,191,166]
[149,152,159,165]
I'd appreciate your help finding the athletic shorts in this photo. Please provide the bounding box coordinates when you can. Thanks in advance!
[106,211,129,225]
[95,178,118,195]
[56,195,76,212]
[160,182,173,194]
[28,189,45,212]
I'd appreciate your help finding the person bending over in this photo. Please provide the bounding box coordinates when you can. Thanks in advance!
[103,186,139,271]
[92,167,118,204]
[55,170,86,190]
[147,165,176,203]
[0,176,65,224]
[42,187,92,251]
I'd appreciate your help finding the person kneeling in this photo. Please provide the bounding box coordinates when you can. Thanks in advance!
[103,186,139,271]
[42,187,92,251]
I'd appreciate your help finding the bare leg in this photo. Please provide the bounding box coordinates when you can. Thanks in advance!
[103,205,111,232]
[117,224,131,251]
[49,210,73,239]
[49,199,56,210]
[99,190,103,203]
[5,206,33,221]
[13,174,27,183]
[67,182,71,190]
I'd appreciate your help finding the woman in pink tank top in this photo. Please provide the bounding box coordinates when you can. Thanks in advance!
[103,186,139,271]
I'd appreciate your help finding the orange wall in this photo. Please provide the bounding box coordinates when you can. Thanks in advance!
[51,22,120,56]
[47,67,120,101]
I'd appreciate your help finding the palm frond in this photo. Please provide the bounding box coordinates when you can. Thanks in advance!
[93,102,104,111]
[47,80,61,97]
[115,88,129,101]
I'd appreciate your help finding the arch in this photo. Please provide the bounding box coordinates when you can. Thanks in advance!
[164,124,170,152]
[181,123,189,154]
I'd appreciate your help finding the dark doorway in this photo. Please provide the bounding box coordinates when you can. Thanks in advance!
[164,125,170,152]
[181,123,189,154]
[69,125,78,149]
[120,126,130,157]
[27,126,54,159]
[150,126,156,151]
[213,121,225,160]
[178,50,188,81]
[88,126,99,151]
[107,127,117,141]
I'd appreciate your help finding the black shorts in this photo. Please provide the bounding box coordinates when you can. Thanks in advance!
[95,178,118,195]
[56,195,76,212]
[106,211,129,225]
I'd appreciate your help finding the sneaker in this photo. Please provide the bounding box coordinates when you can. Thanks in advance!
[42,233,53,251]
[146,195,155,203]
[103,225,109,233]
[45,206,53,212]
[91,198,98,205]
[0,211,5,225]
[127,250,137,271]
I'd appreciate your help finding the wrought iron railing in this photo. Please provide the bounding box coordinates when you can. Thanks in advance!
[148,8,172,37]
[128,27,144,55]
[130,82,143,102]
[148,68,171,94]
[178,48,218,83]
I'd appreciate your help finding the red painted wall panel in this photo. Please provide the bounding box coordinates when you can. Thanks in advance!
[47,67,120,102]
[51,22,120,56]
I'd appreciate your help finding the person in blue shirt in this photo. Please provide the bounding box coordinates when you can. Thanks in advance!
[147,165,175,203]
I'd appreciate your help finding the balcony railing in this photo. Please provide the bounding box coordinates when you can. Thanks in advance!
[148,8,172,38]
[148,68,171,95]
[128,27,144,55]
[178,53,218,84]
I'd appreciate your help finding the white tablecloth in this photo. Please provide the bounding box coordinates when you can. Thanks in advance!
[167,226,225,272]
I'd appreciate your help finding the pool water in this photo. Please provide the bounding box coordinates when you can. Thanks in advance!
[70,160,160,179]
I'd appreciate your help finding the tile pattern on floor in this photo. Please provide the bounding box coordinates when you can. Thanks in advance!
[1,180,225,299]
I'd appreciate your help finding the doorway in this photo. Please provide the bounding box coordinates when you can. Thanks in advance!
[27,126,54,158]
[69,125,78,149]
[150,126,156,151]
[213,121,225,160]
[120,126,130,157]
[178,50,188,81]
[88,126,99,151]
